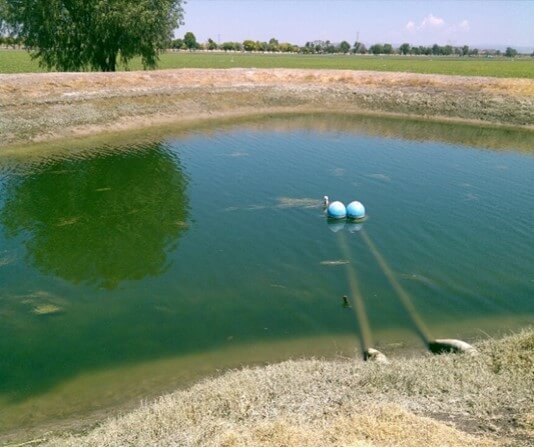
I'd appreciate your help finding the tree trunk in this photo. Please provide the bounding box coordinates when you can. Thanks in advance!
[107,51,117,71]
[97,50,117,71]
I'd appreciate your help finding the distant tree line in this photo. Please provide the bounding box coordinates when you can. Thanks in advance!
[170,33,530,58]
[2,31,530,59]
[0,34,24,47]
[0,28,531,61]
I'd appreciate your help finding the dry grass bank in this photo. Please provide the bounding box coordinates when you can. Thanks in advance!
[39,330,533,447]
[1,69,533,148]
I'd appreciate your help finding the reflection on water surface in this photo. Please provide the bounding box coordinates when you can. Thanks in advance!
[1,143,189,288]
[0,115,533,442]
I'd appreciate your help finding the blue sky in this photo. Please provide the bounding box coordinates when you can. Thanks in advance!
[177,1,534,49]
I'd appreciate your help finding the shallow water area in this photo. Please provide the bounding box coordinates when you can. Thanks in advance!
[0,115,533,443]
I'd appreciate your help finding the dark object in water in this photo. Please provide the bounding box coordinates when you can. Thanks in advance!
[342,295,350,308]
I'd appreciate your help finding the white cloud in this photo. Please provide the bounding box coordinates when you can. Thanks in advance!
[404,15,470,36]
[458,20,470,32]
[447,19,471,35]
[420,13,445,29]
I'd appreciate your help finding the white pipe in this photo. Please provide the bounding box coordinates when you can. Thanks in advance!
[428,339,477,355]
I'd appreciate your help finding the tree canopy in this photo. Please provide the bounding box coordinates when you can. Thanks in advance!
[352,41,366,54]
[339,40,350,53]
[505,47,518,57]
[183,31,198,50]
[369,43,383,55]
[0,0,184,71]
[399,43,410,55]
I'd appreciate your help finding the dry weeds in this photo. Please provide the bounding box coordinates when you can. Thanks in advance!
[40,329,533,447]
[1,69,533,148]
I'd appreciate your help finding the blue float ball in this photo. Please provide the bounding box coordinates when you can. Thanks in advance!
[327,201,347,219]
[347,201,365,219]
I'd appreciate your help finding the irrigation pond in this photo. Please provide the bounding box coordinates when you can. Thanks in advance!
[0,114,533,442]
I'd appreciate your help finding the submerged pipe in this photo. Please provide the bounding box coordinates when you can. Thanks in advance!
[360,229,432,345]
[338,232,376,360]
[328,200,472,358]
[360,229,475,355]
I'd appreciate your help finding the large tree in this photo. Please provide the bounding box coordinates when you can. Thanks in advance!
[369,43,383,55]
[399,43,410,55]
[505,47,518,58]
[0,0,184,71]
[183,31,197,50]
[206,38,217,50]
[383,43,393,54]
[243,39,256,52]
[339,40,350,53]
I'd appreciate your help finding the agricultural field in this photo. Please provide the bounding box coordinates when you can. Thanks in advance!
[1,49,533,78]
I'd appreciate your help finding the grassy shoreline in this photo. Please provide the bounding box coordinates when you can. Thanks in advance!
[1,68,533,150]
[27,329,533,447]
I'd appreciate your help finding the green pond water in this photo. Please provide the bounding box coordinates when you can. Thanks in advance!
[0,115,533,441]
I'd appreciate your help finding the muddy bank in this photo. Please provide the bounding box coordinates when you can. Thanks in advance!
[1,68,533,148]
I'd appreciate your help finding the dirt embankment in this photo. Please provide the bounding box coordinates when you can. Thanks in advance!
[1,68,533,147]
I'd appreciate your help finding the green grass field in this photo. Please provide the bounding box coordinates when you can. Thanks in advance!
[1,49,533,78]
